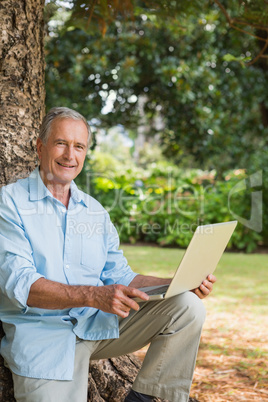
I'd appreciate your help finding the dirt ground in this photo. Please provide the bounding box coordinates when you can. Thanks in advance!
[133,308,268,402]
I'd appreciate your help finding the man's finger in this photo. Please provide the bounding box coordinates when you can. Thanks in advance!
[202,280,213,291]
[127,287,150,301]
[199,283,210,295]
[194,288,205,299]
[114,306,130,319]
[207,274,217,283]
[122,287,149,310]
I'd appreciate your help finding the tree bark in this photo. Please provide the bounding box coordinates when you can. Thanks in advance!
[0,0,45,186]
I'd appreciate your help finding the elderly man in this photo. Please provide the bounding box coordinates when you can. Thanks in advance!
[0,107,216,402]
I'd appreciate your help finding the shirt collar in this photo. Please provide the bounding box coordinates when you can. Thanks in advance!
[29,167,88,208]
[29,168,51,201]
[69,180,88,208]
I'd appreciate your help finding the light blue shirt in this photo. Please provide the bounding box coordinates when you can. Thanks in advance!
[0,168,137,380]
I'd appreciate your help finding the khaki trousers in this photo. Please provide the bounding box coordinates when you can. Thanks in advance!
[12,292,206,402]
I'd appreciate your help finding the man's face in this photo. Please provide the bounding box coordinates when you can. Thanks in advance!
[37,118,88,187]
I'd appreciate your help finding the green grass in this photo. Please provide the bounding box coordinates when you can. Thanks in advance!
[121,244,268,315]
[122,244,268,391]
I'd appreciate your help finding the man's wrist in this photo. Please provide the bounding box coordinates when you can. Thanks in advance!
[79,285,96,308]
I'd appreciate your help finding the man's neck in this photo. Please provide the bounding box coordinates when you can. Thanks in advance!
[39,170,71,208]
[46,183,71,208]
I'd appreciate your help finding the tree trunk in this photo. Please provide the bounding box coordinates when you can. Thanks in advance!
[0,0,45,186]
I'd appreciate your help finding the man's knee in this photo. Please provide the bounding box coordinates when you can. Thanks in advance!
[186,291,206,326]
[166,291,206,330]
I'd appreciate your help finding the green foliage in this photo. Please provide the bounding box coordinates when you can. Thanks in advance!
[44,1,268,253]
[45,2,268,175]
[222,53,251,67]
[76,152,266,252]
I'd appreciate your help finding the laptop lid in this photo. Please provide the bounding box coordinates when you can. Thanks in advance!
[164,220,238,298]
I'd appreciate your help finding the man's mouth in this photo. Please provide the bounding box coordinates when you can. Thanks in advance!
[56,162,76,168]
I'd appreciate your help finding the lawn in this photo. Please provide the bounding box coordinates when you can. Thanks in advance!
[121,244,268,402]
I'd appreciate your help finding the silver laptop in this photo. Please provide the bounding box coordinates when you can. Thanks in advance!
[135,221,237,301]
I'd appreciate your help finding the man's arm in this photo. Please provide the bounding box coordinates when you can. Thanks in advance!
[27,273,216,318]
[27,277,149,318]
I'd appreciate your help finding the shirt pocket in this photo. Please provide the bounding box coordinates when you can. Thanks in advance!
[80,234,107,271]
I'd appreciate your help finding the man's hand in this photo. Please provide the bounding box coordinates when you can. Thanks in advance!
[192,274,216,299]
[90,284,149,318]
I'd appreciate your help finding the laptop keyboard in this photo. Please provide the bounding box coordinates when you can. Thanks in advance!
[145,285,169,296]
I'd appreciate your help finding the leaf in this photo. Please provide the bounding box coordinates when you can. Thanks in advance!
[223,53,239,62]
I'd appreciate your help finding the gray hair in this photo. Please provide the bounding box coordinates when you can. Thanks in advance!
[39,107,92,148]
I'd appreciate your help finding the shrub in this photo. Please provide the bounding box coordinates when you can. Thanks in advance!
[76,153,266,252]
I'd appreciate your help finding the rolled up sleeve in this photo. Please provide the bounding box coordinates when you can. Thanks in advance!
[100,215,137,286]
[0,194,44,311]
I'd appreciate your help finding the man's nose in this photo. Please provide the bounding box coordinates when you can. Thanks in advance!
[63,145,74,159]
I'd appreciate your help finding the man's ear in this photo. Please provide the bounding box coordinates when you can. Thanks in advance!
[36,138,43,160]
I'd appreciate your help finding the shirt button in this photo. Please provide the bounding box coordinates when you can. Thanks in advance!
[66,264,70,269]
[61,208,65,213]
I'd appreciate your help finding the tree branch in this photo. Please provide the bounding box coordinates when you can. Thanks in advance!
[229,25,268,42]
[86,0,98,29]
[213,0,268,65]
[247,39,268,66]
[213,0,268,42]
[232,18,268,31]
[213,0,232,23]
